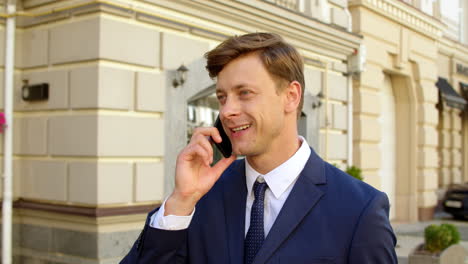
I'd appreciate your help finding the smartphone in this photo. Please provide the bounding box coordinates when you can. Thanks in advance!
[212,116,232,158]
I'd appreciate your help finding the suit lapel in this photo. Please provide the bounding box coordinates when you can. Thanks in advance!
[223,160,247,264]
[253,148,327,264]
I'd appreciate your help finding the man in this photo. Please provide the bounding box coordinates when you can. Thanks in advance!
[121,32,397,264]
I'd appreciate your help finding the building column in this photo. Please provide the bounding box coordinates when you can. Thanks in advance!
[450,108,463,184]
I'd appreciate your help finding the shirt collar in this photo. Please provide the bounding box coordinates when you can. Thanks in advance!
[245,136,311,199]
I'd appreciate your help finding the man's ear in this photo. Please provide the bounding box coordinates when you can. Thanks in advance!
[284,81,302,114]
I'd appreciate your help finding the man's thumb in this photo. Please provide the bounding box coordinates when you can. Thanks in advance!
[212,155,237,176]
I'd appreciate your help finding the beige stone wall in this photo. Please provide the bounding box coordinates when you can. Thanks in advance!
[438,107,463,187]
[304,61,350,168]
[349,0,443,221]
[348,0,468,222]
[2,15,166,207]
[319,70,350,168]
[437,40,468,188]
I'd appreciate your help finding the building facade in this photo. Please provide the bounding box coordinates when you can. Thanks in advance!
[2,0,468,262]
[349,0,468,222]
[0,0,360,263]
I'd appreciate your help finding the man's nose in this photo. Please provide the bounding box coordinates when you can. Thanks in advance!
[220,97,240,119]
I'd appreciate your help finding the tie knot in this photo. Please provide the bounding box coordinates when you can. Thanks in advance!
[253,179,268,201]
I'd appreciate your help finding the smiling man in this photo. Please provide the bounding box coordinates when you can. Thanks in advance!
[121,33,397,264]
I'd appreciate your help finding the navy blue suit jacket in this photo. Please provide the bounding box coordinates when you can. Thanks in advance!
[121,148,397,263]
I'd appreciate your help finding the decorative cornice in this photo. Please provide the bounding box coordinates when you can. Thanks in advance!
[192,0,362,61]
[438,37,468,65]
[9,0,362,60]
[349,0,445,39]
[1,199,160,217]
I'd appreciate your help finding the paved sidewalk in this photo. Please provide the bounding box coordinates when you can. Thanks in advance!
[392,212,468,263]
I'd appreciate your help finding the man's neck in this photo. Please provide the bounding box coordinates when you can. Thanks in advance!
[246,137,301,175]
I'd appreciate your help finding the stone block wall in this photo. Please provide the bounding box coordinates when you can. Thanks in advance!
[349,1,444,221]
[5,15,166,207]
[0,9,168,263]
[319,72,349,167]
[438,107,463,187]
[303,60,350,168]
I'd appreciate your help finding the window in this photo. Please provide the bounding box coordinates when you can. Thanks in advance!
[419,0,434,15]
[440,0,460,18]
[439,0,461,40]
[187,92,224,163]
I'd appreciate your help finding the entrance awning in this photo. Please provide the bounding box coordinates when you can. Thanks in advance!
[436,77,467,110]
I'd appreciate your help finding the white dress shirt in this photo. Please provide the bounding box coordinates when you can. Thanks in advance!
[150,136,311,236]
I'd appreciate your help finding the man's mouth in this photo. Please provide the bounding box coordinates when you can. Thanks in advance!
[231,124,251,133]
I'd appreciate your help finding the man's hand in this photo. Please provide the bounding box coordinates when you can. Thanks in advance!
[165,127,237,216]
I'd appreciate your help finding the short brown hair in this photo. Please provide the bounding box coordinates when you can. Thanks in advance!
[205,32,305,117]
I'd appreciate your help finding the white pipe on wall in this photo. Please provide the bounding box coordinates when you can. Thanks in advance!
[347,75,353,167]
[346,6,353,167]
[2,1,16,264]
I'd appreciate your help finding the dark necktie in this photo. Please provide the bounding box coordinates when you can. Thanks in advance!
[244,178,268,264]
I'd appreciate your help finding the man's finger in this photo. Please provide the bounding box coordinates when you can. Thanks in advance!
[193,135,214,165]
[183,144,211,166]
[192,127,222,143]
[211,154,237,176]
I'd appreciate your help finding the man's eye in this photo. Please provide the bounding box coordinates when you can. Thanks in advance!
[240,90,250,96]
[217,95,226,102]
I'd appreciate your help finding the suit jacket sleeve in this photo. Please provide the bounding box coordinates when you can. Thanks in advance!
[120,209,189,264]
[348,192,398,264]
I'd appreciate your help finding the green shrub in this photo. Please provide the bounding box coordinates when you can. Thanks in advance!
[345,166,363,181]
[424,223,461,253]
[330,164,363,181]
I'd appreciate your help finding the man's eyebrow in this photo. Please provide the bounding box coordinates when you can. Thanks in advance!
[216,84,248,93]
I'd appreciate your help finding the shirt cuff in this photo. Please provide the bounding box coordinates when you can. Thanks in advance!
[149,198,195,230]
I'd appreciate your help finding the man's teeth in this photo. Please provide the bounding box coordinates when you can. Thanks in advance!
[232,125,250,132]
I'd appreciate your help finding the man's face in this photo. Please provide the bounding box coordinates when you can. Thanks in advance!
[216,53,288,157]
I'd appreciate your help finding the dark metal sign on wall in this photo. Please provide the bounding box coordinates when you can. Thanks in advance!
[457,63,468,77]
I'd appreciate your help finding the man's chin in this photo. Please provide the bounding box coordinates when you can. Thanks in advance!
[232,146,247,156]
[232,146,256,157]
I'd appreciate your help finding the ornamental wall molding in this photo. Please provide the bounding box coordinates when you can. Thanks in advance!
[11,0,361,60]
[349,0,445,39]
[438,37,468,65]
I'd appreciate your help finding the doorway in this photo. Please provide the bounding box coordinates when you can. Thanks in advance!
[379,74,397,220]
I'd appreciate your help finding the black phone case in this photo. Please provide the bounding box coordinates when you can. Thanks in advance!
[213,116,232,158]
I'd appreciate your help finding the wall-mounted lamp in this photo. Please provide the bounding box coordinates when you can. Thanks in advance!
[22,80,49,101]
[312,91,323,109]
[173,64,189,87]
